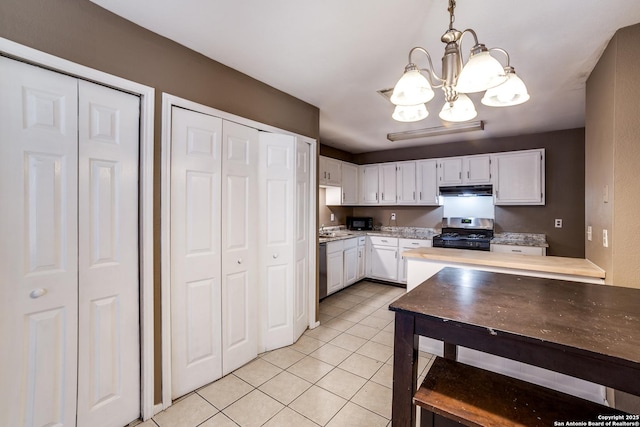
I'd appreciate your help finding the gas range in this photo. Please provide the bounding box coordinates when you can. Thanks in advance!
[432,217,494,251]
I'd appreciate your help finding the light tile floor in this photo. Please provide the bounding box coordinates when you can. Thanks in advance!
[140,281,434,427]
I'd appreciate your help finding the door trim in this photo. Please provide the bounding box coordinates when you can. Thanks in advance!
[160,93,317,409]
[0,37,155,421]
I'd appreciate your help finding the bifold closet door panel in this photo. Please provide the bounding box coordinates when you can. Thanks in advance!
[0,56,80,427]
[221,120,258,375]
[294,139,311,341]
[76,80,141,427]
[259,132,295,351]
[170,107,223,398]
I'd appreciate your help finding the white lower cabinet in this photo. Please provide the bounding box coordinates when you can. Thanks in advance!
[357,237,366,280]
[343,238,358,286]
[491,244,546,256]
[368,236,399,281]
[326,240,345,295]
[398,238,433,283]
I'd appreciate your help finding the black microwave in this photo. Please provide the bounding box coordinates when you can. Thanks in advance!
[347,216,373,230]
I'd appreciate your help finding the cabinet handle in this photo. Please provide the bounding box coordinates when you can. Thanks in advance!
[413,191,415,200]
[358,252,361,258]
[381,239,388,243]
[29,288,47,299]
[459,172,462,179]
[395,251,398,259]
[419,191,422,200]
[512,249,522,253]
[376,192,378,201]
[343,192,345,201]
[328,172,331,180]
[467,171,470,179]
[412,243,420,245]
[324,171,327,179]
[381,192,384,200]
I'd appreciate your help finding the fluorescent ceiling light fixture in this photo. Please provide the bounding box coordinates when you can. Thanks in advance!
[388,0,529,123]
[387,120,484,141]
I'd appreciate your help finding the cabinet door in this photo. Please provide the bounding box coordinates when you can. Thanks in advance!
[343,247,358,286]
[327,251,344,295]
[341,162,358,205]
[325,156,342,186]
[464,155,492,184]
[319,156,327,184]
[359,164,379,204]
[396,161,417,204]
[379,163,397,204]
[357,246,366,280]
[369,245,398,281]
[221,121,259,375]
[493,149,545,205]
[417,160,439,205]
[438,158,463,186]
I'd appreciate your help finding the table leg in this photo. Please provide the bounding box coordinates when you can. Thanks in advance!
[392,312,418,427]
[443,342,457,360]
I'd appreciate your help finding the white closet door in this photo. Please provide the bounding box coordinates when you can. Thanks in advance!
[170,107,223,398]
[294,139,310,340]
[76,80,141,426]
[259,132,295,351]
[222,121,258,375]
[0,56,80,427]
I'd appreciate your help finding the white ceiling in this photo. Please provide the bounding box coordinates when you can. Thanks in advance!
[91,0,640,153]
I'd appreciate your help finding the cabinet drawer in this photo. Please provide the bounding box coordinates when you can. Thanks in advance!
[399,238,432,248]
[326,240,344,254]
[357,236,366,246]
[343,237,357,250]
[368,236,398,247]
[491,244,544,256]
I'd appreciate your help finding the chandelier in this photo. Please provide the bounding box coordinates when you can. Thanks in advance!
[390,0,529,123]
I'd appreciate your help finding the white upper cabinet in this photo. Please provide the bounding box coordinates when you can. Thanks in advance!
[464,155,492,184]
[341,161,358,205]
[492,149,545,205]
[438,157,464,185]
[319,155,341,186]
[416,159,439,205]
[359,164,380,204]
[379,163,397,204]
[396,161,417,205]
[438,155,492,186]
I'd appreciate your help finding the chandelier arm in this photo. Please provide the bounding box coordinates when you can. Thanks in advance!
[457,28,481,64]
[489,47,510,67]
[408,47,445,85]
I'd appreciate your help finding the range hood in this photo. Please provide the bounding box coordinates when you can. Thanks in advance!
[439,184,493,197]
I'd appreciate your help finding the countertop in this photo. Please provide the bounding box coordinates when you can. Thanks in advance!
[318,226,438,243]
[491,232,548,248]
[402,247,605,279]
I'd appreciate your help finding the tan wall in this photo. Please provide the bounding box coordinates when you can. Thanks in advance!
[350,129,586,257]
[318,188,353,227]
[586,22,640,414]
[1,0,320,404]
[586,23,640,289]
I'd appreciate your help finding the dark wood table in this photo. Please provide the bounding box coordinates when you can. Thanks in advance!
[389,267,640,427]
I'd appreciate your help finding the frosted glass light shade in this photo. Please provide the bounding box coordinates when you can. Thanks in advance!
[455,51,507,93]
[481,71,530,107]
[439,94,477,122]
[390,69,435,106]
[392,103,429,122]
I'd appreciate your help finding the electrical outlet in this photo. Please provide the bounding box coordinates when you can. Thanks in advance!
[554,219,562,228]
[391,213,396,221]
[587,226,592,241]
[603,229,608,247]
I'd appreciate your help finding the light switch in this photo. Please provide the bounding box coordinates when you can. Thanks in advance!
[330,213,335,222]
[587,226,592,241]
[603,184,609,203]
[603,229,608,247]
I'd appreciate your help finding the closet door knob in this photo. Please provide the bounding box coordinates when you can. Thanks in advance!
[237,259,243,264]
[273,253,279,259]
[29,288,47,299]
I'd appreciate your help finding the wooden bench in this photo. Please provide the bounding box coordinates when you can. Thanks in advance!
[414,357,626,427]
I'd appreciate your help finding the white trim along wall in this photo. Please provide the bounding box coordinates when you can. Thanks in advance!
[0,37,156,421]
[160,93,318,410]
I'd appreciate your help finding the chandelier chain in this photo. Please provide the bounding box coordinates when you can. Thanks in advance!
[448,0,456,29]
